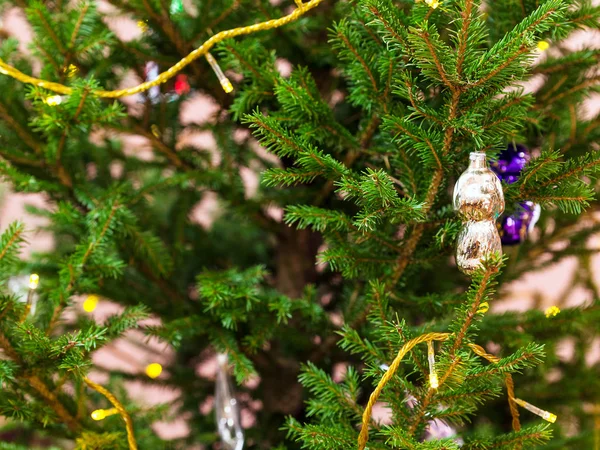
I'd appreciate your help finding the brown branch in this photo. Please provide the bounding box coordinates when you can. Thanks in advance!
[0,225,24,262]
[456,0,474,76]
[0,103,43,154]
[551,76,600,103]
[314,114,380,205]
[540,74,569,102]
[407,356,462,436]
[471,46,529,88]
[336,32,378,92]
[451,268,496,356]
[0,332,80,433]
[129,125,186,169]
[389,86,460,285]
[406,80,443,126]
[69,3,89,49]
[27,375,81,433]
[33,8,66,54]
[416,30,457,93]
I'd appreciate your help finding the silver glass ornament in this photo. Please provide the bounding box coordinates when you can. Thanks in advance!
[455,220,502,274]
[215,353,244,450]
[453,152,504,221]
[453,152,505,275]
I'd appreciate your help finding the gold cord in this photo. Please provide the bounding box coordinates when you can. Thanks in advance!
[467,342,521,434]
[0,0,324,99]
[83,377,137,450]
[358,335,535,450]
[357,332,450,450]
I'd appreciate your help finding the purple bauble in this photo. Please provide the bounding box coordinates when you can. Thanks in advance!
[491,143,529,184]
[499,201,541,245]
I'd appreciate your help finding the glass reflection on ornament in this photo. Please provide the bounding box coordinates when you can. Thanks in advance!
[215,353,244,450]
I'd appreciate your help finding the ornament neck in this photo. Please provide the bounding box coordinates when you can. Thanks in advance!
[469,152,487,169]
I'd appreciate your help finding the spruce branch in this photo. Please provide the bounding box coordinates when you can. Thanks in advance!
[449,256,503,355]
[0,102,43,155]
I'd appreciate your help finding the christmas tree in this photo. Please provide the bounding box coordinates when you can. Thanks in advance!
[0,0,599,448]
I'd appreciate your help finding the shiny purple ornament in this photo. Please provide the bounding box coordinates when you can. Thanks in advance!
[499,201,541,245]
[490,143,529,184]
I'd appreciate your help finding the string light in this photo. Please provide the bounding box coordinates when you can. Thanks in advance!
[91,407,118,421]
[477,301,489,314]
[0,0,324,99]
[28,274,39,289]
[427,340,439,390]
[82,295,99,313]
[64,64,78,78]
[21,274,40,321]
[44,95,62,106]
[150,124,161,138]
[137,20,149,32]
[425,0,441,8]
[205,53,234,93]
[545,305,560,318]
[145,363,163,379]
[537,40,550,51]
[513,397,557,423]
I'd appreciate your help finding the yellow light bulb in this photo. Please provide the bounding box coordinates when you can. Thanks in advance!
[514,397,557,423]
[206,53,234,94]
[28,273,40,290]
[477,302,489,314]
[429,372,439,389]
[64,64,78,78]
[425,0,441,8]
[220,79,234,94]
[137,20,149,32]
[91,409,106,421]
[91,408,117,421]
[83,295,99,313]
[537,40,550,51]
[44,95,62,106]
[545,306,560,318]
[427,340,439,390]
[145,363,163,379]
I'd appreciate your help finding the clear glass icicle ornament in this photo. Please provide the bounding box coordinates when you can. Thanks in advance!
[215,353,244,450]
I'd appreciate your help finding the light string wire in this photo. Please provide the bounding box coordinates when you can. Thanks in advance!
[0,0,325,99]
[358,333,556,450]
[358,332,450,450]
[83,377,138,450]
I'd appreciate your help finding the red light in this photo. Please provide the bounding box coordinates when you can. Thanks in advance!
[174,74,190,95]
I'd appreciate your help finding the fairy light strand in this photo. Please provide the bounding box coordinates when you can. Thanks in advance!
[145,363,163,379]
[21,273,39,321]
[0,0,325,99]
[545,305,560,318]
[83,295,99,313]
[513,397,557,423]
[91,407,118,421]
[358,333,558,450]
[427,340,439,389]
[44,95,62,106]
[205,53,234,93]
[84,377,137,450]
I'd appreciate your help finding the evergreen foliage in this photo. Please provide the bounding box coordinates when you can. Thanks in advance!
[0,0,598,448]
